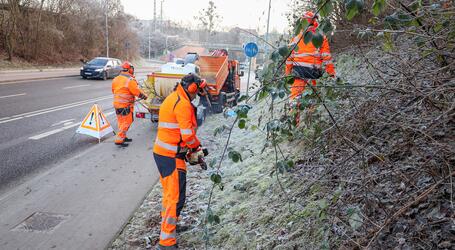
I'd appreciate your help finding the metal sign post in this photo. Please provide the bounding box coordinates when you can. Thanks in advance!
[244,42,258,97]
[246,58,252,96]
[125,42,130,60]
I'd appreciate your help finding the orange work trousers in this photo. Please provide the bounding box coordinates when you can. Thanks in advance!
[290,78,317,100]
[114,106,134,143]
[290,79,316,125]
[153,153,187,247]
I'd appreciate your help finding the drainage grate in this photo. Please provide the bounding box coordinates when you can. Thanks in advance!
[12,212,71,233]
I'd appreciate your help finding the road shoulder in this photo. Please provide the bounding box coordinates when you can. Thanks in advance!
[0,119,158,250]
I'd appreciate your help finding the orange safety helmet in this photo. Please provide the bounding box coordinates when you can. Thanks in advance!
[121,61,135,75]
[303,11,319,28]
[181,73,206,94]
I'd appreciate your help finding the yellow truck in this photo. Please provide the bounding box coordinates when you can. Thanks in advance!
[135,51,243,125]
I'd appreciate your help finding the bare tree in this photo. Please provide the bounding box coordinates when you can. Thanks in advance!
[0,0,141,63]
[196,0,221,41]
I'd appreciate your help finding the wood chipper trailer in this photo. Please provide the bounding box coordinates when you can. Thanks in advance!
[197,53,243,113]
[135,51,243,124]
[135,72,184,121]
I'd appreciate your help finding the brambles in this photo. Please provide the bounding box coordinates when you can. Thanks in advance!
[204,0,454,248]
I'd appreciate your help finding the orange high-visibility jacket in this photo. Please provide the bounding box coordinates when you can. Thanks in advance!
[285,31,335,76]
[153,84,200,158]
[112,73,142,108]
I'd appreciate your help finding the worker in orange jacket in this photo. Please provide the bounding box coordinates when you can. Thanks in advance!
[153,73,207,249]
[112,61,147,147]
[286,11,336,100]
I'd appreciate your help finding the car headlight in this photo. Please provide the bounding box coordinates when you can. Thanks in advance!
[95,68,103,72]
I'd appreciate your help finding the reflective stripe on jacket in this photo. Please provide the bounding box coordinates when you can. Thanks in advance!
[153,84,200,157]
[112,73,142,108]
[286,31,335,76]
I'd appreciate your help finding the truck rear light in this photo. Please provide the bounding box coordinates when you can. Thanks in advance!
[136,112,145,118]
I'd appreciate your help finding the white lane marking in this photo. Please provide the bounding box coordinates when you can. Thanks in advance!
[29,122,81,140]
[0,117,23,124]
[52,119,75,126]
[0,95,112,124]
[11,95,111,117]
[63,84,90,90]
[28,110,115,140]
[0,93,26,99]
[23,99,109,118]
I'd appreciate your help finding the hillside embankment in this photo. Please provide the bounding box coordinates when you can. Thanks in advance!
[110,44,454,249]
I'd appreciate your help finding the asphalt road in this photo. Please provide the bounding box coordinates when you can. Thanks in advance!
[0,72,152,191]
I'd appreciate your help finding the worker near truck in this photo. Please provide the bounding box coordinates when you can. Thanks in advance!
[285,11,336,100]
[111,61,147,147]
[153,73,208,249]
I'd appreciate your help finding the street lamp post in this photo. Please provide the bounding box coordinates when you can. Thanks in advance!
[264,0,272,60]
[148,20,151,60]
[160,0,164,30]
[105,0,109,57]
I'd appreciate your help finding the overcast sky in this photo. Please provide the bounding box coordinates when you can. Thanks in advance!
[120,0,292,33]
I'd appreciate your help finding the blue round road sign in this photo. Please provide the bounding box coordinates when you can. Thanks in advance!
[244,42,258,57]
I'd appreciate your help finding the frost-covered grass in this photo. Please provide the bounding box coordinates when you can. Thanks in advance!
[110,48,455,249]
[109,57,356,249]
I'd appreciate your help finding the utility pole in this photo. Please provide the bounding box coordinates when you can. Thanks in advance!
[148,20,151,60]
[153,0,157,32]
[160,0,164,31]
[105,0,109,57]
[264,0,272,61]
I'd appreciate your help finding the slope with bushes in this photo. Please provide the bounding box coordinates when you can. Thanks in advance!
[110,0,454,248]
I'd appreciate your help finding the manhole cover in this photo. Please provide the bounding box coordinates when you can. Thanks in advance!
[12,212,71,233]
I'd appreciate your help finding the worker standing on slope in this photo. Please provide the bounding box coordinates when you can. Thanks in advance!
[285,11,336,122]
[112,61,147,147]
[153,73,208,249]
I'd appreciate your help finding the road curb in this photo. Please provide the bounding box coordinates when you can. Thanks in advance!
[0,66,160,85]
[0,74,80,85]
[106,182,158,248]
[0,68,80,74]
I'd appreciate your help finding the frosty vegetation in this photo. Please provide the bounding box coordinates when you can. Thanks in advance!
[111,0,454,248]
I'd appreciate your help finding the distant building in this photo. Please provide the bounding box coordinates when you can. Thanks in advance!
[161,45,208,62]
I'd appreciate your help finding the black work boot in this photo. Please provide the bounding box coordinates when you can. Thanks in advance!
[157,244,178,250]
[115,141,129,147]
[176,224,190,233]
[124,137,133,142]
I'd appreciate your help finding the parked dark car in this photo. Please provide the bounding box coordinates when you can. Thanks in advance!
[80,57,122,80]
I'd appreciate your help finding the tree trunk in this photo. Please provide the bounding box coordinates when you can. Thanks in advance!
[33,0,45,59]
[6,0,20,61]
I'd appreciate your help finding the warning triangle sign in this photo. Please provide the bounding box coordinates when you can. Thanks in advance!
[76,104,113,140]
